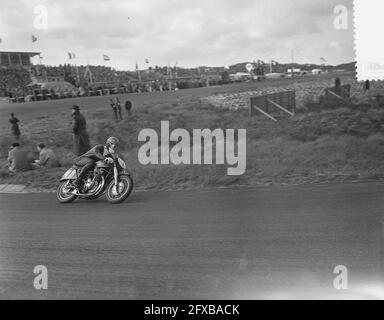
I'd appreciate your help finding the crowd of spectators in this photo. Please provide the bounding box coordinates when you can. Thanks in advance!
[0,66,33,98]
[1,64,231,103]
[31,64,139,86]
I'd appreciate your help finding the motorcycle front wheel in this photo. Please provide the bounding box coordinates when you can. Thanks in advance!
[105,175,133,204]
[57,181,78,203]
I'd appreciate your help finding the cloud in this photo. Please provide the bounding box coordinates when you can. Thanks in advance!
[0,0,355,69]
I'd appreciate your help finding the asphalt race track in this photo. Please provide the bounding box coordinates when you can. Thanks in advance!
[0,182,383,299]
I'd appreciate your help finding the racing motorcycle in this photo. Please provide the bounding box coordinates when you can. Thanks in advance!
[57,156,133,204]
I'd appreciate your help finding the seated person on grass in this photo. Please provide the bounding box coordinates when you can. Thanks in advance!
[32,143,61,169]
[7,142,32,173]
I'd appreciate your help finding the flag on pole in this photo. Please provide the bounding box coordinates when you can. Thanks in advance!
[103,54,111,61]
[136,62,141,82]
[145,58,149,64]
[32,35,38,42]
[320,57,327,63]
[68,52,76,59]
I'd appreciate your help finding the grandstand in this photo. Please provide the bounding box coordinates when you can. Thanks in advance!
[0,51,40,67]
[0,51,40,100]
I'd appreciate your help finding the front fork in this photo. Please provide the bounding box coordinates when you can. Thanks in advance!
[113,164,119,187]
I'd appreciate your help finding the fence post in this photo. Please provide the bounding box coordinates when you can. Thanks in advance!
[249,97,254,117]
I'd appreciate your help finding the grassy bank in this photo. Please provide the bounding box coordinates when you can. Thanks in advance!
[1,95,384,191]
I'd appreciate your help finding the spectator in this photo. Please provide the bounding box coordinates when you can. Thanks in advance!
[334,77,342,96]
[7,142,32,173]
[125,100,132,116]
[32,143,61,168]
[364,80,370,92]
[110,98,118,122]
[9,113,21,139]
[72,105,91,156]
[335,77,341,88]
[115,97,123,121]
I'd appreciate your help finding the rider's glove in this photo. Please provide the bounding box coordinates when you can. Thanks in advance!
[104,157,114,164]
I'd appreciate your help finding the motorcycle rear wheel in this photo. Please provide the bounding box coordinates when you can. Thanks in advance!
[57,181,78,203]
[105,175,133,204]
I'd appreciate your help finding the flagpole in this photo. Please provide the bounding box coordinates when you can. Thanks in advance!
[86,60,93,86]
[67,52,71,77]
[31,35,39,65]
[67,53,72,84]
[76,57,80,85]
[136,62,141,83]
[31,36,34,64]
[90,60,93,85]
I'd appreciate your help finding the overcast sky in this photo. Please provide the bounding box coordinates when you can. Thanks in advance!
[0,0,354,70]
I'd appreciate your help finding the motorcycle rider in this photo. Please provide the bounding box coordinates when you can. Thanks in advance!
[71,137,120,190]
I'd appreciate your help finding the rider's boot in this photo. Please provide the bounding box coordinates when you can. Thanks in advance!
[71,178,82,191]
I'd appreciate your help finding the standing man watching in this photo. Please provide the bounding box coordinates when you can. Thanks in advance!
[9,113,21,139]
[72,105,91,156]
[110,98,118,122]
[115,97,123,121]
[364,80,371,94]
[125,100,132,116]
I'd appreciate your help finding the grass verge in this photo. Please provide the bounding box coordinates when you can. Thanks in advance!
[1,95,384,191]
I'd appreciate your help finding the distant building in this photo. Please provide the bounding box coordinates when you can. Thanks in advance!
[311,69,322,75]
[287,68,302,75]
[229,72,252,81]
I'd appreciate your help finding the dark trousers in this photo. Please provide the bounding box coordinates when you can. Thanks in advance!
[73,131,90,156]
[75,157,95,181]
[112,108,118,122]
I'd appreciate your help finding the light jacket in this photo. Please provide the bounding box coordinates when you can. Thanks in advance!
[36,148,60,167]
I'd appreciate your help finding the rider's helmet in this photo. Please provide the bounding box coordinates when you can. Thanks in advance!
[106,136,119,154]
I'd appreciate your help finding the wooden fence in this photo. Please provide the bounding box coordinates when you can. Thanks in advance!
[250,90,296,121]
